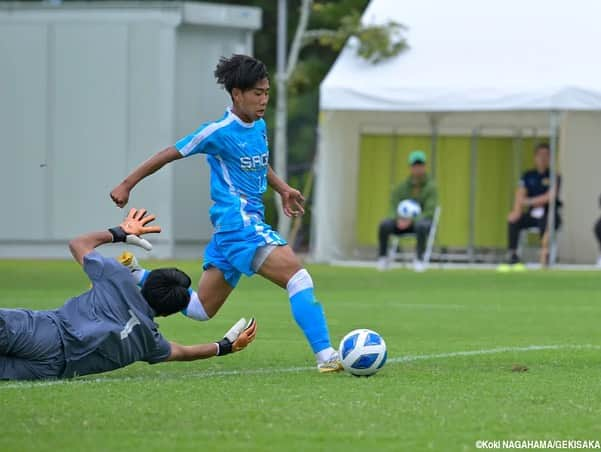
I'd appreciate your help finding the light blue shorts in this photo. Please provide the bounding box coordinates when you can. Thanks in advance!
[203,222,287,288]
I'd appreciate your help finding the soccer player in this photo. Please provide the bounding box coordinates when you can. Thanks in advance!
[0,208,256,381]
[110,54,342,372]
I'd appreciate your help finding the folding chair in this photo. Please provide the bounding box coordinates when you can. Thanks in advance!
[388,206,441,265]
[518,226,559,265]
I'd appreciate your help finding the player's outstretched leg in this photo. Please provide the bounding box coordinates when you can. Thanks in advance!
[257,245,343,373]
[117,252,231,321]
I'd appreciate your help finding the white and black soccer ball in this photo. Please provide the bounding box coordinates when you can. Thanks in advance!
[396,199,422,219]
[339,329,387,377]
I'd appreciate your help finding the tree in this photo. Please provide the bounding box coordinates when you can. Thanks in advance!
[274,0,407,237]
[183,0,407,242]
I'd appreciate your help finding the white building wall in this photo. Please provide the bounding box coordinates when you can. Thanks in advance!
[0,2,260,258]
[0,22,49,242]
[558,112,601,264]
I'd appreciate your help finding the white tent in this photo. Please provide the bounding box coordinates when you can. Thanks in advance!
[313,0,601,264]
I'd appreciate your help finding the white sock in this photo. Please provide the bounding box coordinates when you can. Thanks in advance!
[182,290,210,321]
[315,347,336,364]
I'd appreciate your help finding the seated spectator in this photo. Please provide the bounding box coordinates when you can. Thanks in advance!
[377,150,438,272]
[506,143,561,266]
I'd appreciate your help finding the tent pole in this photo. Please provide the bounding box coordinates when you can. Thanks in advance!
[513,129,523,203]
[547,110,560,266]
[513,129,523,189]
[429,114,439,180]
[391,132,398,189]
[468,127,480,262]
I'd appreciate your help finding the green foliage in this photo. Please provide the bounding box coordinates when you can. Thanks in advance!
[2,261,601,450]
[307,7,407,63]
[354,19,407,63]
[311,0,371,27]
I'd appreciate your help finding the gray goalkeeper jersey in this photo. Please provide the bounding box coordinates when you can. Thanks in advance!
[52,251,171,378]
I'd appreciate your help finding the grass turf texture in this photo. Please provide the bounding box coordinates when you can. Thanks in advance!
[1,260,601,451]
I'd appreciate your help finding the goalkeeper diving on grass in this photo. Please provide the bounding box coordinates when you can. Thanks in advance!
[110,54,342,373]
[0,208,256,381]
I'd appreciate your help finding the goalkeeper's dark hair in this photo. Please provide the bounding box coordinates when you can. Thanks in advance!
[214,54,268,95]
[141,268,191,316]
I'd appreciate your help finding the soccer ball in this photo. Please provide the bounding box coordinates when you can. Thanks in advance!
[339,329,387,377]
[397,199,421,219]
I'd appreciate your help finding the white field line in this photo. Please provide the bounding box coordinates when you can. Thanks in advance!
[363,303,601,313]
[329,260,601,271]
[392,344,601,362]
[376,303,467,310]
[1,344,599,390]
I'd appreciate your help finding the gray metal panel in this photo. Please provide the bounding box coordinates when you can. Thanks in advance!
[182,2,261,29]
[0,3,259,257]
[0,24,48,240]
[172,25,249,242]
[120,22,177,256]
[50,23,129,239]
[0,2,261,30]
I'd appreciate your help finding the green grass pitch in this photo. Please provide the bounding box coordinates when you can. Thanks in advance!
[1,259,601,451]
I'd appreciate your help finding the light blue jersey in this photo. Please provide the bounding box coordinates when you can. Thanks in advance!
[175,108,269,233]
[175,107,285,287]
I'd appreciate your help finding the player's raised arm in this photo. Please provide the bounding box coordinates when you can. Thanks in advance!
[165,318,257,362]
[267,165,305,217]
[110,146,183,208]
[69,208,161,265]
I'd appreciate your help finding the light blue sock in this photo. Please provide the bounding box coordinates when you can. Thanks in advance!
[287,269,332,356]
[135,269,150,288]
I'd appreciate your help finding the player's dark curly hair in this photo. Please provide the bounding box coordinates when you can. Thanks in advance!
[141,268,191,316]
[214,54,268,95]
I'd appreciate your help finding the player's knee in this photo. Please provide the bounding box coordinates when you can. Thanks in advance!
[286,268,314,294]
[279,251,303,281]
[196,290,223,319]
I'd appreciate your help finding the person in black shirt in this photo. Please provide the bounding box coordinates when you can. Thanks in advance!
[506,143,561,266]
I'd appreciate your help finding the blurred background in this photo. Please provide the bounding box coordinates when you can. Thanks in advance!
[2,0,601,266]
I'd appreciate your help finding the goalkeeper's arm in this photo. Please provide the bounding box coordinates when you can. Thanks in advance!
[166,318,257,362]
[69,208,161,265]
